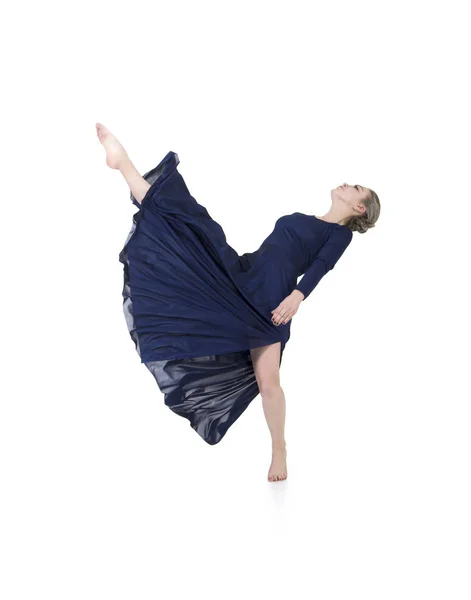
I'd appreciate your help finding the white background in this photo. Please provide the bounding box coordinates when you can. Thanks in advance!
[1,0,470,598]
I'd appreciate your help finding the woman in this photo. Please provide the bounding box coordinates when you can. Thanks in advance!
[96,123,380,482]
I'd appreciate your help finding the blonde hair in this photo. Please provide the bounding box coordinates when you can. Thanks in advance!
[346,188,381,234]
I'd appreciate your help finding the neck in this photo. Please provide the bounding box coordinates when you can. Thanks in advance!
[317,213,349,226]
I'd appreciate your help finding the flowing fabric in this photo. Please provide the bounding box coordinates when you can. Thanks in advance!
[118,151,352,444]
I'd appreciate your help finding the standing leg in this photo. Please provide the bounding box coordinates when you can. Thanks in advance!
[96,122,151,204]
[250,342,288,482]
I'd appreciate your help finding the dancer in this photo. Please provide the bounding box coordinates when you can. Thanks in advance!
[96,123,380,482]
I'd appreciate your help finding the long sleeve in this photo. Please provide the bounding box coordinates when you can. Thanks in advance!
[294,226,353,301]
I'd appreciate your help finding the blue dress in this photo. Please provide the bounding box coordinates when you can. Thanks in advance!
[118,151,353,445]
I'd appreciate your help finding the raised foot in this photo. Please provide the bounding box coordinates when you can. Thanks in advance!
[268,445,288,482]
[95,122,129,170]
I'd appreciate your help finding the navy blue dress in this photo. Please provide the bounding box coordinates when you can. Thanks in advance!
[118,151,353,445]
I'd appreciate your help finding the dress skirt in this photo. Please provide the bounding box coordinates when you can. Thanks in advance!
[118,151,294,445]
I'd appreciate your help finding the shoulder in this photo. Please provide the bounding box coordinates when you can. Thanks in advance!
[332,224,353,245]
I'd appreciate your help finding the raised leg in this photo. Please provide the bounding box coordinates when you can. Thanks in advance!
[119,159,151,205]
[95,122,151,204]
[250,342,288,482]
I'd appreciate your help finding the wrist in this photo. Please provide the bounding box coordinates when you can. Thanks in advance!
[292,289,305,301]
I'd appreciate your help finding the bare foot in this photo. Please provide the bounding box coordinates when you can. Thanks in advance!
[268,445,288,482]
[95,122,129,170]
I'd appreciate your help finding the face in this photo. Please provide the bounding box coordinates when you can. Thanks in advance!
[331,183,368,216]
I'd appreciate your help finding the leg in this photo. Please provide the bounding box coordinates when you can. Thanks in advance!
[119,159,151,205]
[250,342,288,482]
[95,122,151,204]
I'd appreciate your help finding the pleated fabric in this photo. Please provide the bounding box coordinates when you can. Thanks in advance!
[118,151,292,445]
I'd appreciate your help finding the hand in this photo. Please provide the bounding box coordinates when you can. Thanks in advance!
[271,292,303,326]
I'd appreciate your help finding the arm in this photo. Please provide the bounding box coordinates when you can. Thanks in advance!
[294,227,353,301]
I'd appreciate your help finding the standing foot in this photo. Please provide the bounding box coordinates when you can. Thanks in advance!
[95,122,130,170]
[268,444,288,482]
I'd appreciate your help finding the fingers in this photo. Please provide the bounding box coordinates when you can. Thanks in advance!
[271,309,292,326]
[272,316,290,326]
[273,317,290,326]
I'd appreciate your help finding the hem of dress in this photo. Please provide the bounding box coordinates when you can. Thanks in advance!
[131,151,180,209]
[140,338,284,364]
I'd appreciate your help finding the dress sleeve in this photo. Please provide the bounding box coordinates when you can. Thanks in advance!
[294,227,353,301]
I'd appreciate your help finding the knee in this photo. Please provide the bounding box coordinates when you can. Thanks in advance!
[258,380,281,398]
